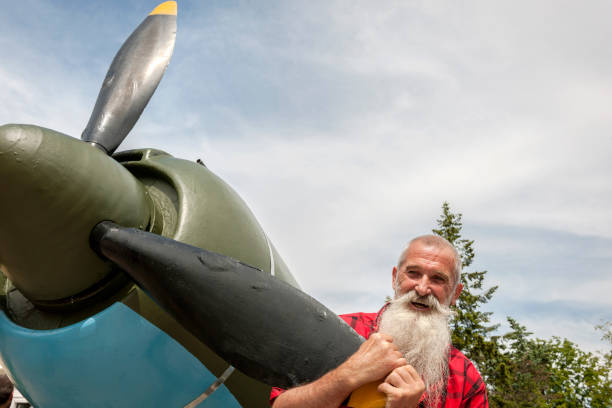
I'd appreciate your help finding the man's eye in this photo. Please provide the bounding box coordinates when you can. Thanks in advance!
[432,276,446,283]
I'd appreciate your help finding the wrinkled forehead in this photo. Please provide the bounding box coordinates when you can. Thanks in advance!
[399,241,455,264]
[397,242,458,284]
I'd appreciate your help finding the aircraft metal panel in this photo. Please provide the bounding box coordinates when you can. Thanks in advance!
[0,302,241,407]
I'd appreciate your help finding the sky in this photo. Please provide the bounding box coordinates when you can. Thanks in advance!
[1,0,611,354]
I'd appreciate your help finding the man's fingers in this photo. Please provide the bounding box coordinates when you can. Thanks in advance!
[362,332,404,361]
[377,381,395,395]
[404,365,423,383]
[369,332,394,343]
[394,357,408,369]
[386,365,424,388]
[384,371,402,388]
[394,364,419,383]
[384,365,412,388]
[344,332,411,386]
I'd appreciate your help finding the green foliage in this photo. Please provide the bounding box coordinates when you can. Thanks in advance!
[432,202,612,407]
[595,321,612,377]
[595,321,612,345]
[491,319,612,407]
[432,202,498,364]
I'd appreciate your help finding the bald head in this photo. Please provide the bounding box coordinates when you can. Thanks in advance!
[397,235,462,289]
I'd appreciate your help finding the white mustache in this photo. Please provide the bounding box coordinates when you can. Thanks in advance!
[394,290,452,316]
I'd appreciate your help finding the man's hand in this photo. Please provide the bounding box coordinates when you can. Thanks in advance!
[377,365,425,408]
[340,333,407,387]
[273,333,407,408]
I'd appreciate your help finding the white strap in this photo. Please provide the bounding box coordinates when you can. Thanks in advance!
[184,365,235,408]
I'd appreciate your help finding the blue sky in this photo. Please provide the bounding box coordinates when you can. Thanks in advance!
[1,1,611,354]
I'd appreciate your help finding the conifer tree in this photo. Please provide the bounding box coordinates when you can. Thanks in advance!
[431,202,611,406]
[432,202,498,362]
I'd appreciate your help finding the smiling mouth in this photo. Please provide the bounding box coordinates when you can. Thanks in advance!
[411,301,430,310]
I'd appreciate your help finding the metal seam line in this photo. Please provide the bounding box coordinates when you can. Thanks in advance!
[265,234,276,277]
[184,365,236,408]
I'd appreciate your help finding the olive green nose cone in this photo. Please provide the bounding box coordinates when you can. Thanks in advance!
[0,124,150,304]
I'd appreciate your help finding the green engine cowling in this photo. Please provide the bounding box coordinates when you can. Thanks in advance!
[115,147,297,289]
[0,124,296,319]
[0,124,298,407]
[112,145,300,408]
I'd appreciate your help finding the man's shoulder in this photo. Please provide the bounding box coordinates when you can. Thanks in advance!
[449,346,479,373]
[339,312,378,326]
[448,346,487,401]
[339,312,379,338]
[339,311,378,321]
[449,346,469,361]
[449,346,478,370]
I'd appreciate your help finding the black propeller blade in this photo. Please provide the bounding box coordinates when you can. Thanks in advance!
[90,221,364,388]
[81,1,177,154]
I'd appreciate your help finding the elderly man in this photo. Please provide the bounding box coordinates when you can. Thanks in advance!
[271,235,488,408]
[0,372,14,408]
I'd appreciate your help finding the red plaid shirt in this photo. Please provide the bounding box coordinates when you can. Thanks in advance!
[270,307,488,408]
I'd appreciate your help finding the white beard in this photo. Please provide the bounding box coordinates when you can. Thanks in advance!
[378,291,453,407]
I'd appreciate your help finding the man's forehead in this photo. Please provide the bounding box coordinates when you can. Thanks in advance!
[399,244,456,275]
[401,242,454,262]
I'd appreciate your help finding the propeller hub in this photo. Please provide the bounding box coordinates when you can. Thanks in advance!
[0,124,151,304]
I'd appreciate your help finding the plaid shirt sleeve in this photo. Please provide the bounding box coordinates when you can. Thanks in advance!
[444,347,489,408]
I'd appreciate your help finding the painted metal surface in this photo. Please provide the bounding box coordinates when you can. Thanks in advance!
[0,138,291,406]
[92,222,364,388]
[186,366,236,408]
[81,3,177,154]
[0,302,241,408]
[0,124,150,304]
[119,151,300,289]
[0,1,352,406]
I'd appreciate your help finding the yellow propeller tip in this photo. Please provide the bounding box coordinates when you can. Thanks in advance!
[150,1,177,16]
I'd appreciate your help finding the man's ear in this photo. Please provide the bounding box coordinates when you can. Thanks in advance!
[450,283,463,306]
[392,266,398,288]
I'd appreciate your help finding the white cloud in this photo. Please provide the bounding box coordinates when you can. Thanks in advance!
[496,314,608,354]
[1,0,611,354]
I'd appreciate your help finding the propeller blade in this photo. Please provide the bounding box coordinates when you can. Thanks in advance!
[81,1,177,154]
[90,221,363,388]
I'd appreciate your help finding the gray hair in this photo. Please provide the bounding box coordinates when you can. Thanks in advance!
[397,235,462,289]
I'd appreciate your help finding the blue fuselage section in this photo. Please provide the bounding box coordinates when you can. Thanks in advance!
[0,302,241,407]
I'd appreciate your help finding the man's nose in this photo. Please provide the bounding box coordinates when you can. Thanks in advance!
[415,278,431,296]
